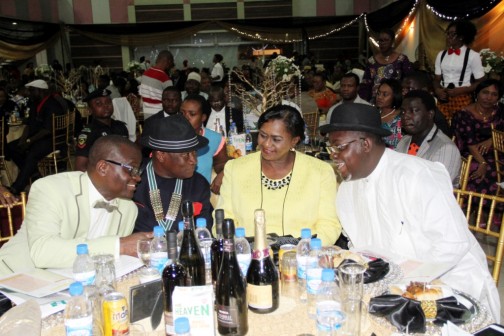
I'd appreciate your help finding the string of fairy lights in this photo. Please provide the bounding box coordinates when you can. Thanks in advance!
[229,1,491,44]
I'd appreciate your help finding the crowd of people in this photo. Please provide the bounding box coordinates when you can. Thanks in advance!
[0,19,501,322]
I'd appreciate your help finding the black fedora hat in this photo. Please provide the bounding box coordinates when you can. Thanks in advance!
[319,103,392,137]
[140,114,209,152]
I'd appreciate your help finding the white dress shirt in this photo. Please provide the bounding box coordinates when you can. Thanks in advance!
[435,45,485,88]
[326,96,371,122]
[207,107,227,137]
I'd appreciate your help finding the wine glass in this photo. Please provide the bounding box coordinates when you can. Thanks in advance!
[137,239,152,266]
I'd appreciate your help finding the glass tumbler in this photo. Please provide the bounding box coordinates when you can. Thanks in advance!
[93,254,116,294]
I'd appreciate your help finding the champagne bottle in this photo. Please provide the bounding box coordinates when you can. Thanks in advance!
[246,209,279,314]
[211,209,225,290]
[179,200,206,286]
[216,218,248,336]
[162,231,187,336]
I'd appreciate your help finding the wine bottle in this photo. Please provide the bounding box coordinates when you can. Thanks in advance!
[211,209,225,290]
[178,200,206,286]
[162,231,187,336]
[216,218,248,336]
[246,209,279,314]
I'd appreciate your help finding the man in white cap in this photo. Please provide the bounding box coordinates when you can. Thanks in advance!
[181,71,208,101]
[8,79,66,195]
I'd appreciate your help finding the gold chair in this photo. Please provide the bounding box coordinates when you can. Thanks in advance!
[38,113,70,177]
[454,189,504,284]
[492,125,504,195]
[66,110,76,171]
[0,118,13,185]
[303,110,319,137]
[0,192,26,244]
[459,155,473,191]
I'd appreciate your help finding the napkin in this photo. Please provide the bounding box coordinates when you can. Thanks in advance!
[368,295,470,333]
[338,258,390,284]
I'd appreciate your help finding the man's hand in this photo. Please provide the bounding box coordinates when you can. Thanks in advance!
[119,231,153,257]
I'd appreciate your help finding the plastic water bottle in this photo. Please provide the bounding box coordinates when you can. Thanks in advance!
[316,269,344,335]
[245,128,253,153]
[195,218,213,285]
[177,221,184,255]
[65,282,93,336]
[235,227,251,278]
[150,226,168,274]
[306,238,323,319]
[73,244,96,286]
[296,228,312,302]
[174,316,191,336]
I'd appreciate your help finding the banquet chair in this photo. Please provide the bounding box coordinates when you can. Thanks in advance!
[303,110,319,137]
[0,192,26,245]
[491,125,504,195]
[38,113,70,177]
[66,110,76,171]
[458,155,473,191]
[0,118,12,186]
[453,189,504,284]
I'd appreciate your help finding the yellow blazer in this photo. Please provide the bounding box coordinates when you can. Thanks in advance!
[216,151,341,245]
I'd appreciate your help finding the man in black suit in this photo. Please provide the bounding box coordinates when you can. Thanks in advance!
[205,85,243,136]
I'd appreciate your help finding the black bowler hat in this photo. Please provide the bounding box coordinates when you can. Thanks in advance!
[319,103,392,137]
[83,89,111,103]
[140,114,209,152]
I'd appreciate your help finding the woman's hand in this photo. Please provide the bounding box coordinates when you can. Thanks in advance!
[477,139,493,156]
[210,172,224,195]
[0,186,18,208]
[470,162,487,180]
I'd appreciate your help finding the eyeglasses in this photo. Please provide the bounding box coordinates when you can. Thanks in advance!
[105,159,143,177]
[327,138,364,154]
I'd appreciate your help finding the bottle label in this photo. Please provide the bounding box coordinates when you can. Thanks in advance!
[247,283,273,309]
[150,252,168,274]
[223,240,235,253]
[65,316,93,336]
[306,267,323,294]
[251,248,270,260]
[237,253,251,277]
[73,270,96,286]
[217,305,239,328]
[245,141,252,151]
[164,310,174,335]
[296,255,308,280]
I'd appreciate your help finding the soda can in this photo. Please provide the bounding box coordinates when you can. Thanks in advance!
[103,291,129,336]
[278,244,296,273]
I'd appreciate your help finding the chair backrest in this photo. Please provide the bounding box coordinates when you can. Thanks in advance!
[453,188,504,284]
[303,111,319,137]
[492,125,504,194]
[459,155,473,191]
[0,192,27,244]
[0,117,4,157]
[52,113,70,152]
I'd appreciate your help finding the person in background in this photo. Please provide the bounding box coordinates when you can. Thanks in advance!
[181,72,208,101]
[206,86,244,136]
[376,79,403,149]
[75,89,129,172]
[433,20,485,120]
[0,87,16,135]
[308,72,340,115]
[139,50,174,119]
[0,135,150,274]
[134,114,213,232]
[125,78,141,118]
[211,54,225,85]
[143,86,182,137]
[97,75,120,99]
[396,90,461,186]
[181,94,228,194]
[216,104,341,246]
[326,72,371,122]
[359,28,413,102]
[200,73,212,95]
[322,103,499,322]
[451,79,504,195]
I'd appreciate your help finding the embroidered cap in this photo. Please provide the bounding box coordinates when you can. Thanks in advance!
[25,79,48,90]
[141,114,209,152]
[83,89,111,103]
[186,72,201,83]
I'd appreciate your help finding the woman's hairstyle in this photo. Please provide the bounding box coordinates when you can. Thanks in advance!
[447,20,477,45]
[258,104,305,143]
[378,78,403,109]
[379,28,396,42]
[474,79,503,100]
[404,90,436,111]
[214,54,223,63]
[184,94,211,118]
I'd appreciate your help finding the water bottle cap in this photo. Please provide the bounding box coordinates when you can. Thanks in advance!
[76,243,89,255]
[174,316,190,333]
[178,221,184,231]
[69,282,84,296]
[310,238,322,249]
[235,227,245,238]
[153,226,164,237]
[196,218,207,228]
[301,228,311,239]
[322,268,335,281]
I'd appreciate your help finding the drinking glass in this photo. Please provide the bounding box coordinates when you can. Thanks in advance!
[137,239,152,266]
[93,254,116,293]
[339,299,367,336]
[339,263,365,302]
[316,301,345,336]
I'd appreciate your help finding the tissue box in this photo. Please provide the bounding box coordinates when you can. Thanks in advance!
[172,285,215,336]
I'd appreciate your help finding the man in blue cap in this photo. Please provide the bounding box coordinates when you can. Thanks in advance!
[319,103,499,322]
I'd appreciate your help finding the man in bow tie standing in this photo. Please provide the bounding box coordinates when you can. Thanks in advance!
[0,135,151,275]
[433,20,485,119]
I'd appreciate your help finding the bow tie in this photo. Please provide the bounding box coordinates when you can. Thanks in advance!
[448,48,461,55]
[93,200,118,212]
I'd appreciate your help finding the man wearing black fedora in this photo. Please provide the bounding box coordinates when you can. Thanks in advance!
[320,103,499,321]
[134,114,213,233]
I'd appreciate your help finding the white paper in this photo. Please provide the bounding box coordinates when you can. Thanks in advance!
[0,269,72,298]
[0,289,71,318]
